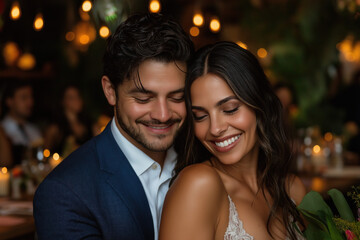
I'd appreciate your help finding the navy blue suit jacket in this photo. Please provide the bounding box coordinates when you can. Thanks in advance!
[33,123,154,240]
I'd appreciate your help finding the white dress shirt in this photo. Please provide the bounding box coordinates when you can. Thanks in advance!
[1,115,42,146]
[110,118,176,240]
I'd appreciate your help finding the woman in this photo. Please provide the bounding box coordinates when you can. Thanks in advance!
[44,85,93,158]
[159,42,306,240]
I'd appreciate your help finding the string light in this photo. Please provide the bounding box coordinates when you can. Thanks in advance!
[65,31,75,41]
[53,153,60,161]
[33,13,44,31]
[43,149,51,158]
[17,53,36,70]
[99,26,110,38]
[313,145,321,154]
[10,1,21,20]
[149,0,161,13]
[82,0,92,12]
[209,17,221,33]
[193,13,204,26]
[324,132,333,142]
[257,48,268,58]
[79,34,90,45]
[189,26,200,37]
[1,167,7,174]
[3,42,20,67]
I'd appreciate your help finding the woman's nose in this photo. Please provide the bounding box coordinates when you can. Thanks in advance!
[209,115,227,136]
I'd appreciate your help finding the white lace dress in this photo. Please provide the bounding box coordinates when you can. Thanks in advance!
[224,196,305,240]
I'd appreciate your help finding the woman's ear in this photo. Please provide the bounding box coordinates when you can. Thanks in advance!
[101,76,116,106]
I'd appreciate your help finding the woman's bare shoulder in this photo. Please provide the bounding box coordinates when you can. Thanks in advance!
[172,163,225,193]
[160,163,228,240]
[287,174,307,205]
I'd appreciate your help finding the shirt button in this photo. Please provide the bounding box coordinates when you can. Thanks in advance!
[151,164,158,170]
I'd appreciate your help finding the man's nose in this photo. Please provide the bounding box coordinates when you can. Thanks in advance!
[150,99,171,122]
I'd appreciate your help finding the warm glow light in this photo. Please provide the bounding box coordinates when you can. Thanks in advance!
[149,0,161,13]
[82,0,92,12]
[34,13,44,31]
[324,132,333,142]
[257,48,268,58]
[237,41,248,50]
[338,37,360,62]
[189,26,200,37]
[65,31,75,41]
[3,42,20,67]
[1,167,7,174]
[193,14,204,26]
[43,149,51,158]
[99,26,110,38]
[79,11,90,21]
[209,18,221,33]
[53,153,60,161]
[10,1,21,20]
[311,177,325,192]
[79,34,90,45]
[17,53,36,70]
[73,21,96,48]
[313,145,321,154]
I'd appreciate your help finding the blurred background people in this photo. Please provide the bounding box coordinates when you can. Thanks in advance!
[273,82,300,171]
[0,79,43,167]
[43,84,93,158]
[0,126,12,167]
[0,85,12,167]
[274,82,297,129]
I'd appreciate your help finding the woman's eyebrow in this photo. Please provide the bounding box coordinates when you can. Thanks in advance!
[191,96,237,110]
[216,96,237,107]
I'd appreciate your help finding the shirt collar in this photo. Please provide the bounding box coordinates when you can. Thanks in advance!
[110,118,176,177]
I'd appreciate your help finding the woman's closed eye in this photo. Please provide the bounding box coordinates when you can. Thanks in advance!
[192,111,207,121]
[223,106,239,114]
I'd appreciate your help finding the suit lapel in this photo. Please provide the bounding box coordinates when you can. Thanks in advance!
[96,123,154,240]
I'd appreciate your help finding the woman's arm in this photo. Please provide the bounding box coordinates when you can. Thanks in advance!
[159,164,227,240]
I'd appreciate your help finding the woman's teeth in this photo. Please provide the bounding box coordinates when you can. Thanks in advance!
[215,135,240,148]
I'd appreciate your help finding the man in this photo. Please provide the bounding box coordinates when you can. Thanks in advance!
[1,80,42,166]
[33,13,194,240]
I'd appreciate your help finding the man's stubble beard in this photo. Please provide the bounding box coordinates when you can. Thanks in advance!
[115,104,183,152]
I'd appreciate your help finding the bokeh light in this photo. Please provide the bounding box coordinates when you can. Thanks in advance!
[10,1,21,20]
[34,13,44,31]
[257,48,268,58]
[189,26,200,37]
[82,0,92,12]
[193,14,204,26]
[99,26,110,38]
[209,18,221,33]
[149,0,161,13]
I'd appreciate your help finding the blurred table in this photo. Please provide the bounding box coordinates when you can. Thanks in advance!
[299,166,360,196]
[0,198,35,240]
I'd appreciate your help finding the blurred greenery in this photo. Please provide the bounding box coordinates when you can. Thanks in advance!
[238,0,360,134]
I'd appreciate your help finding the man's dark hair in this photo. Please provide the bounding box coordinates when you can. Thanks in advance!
[1,78,32,118]
[103,13,194,88]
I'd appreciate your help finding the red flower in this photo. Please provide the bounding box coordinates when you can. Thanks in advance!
[345,230,358,240]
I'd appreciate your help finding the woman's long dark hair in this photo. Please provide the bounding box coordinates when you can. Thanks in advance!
[173,41,304,239]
